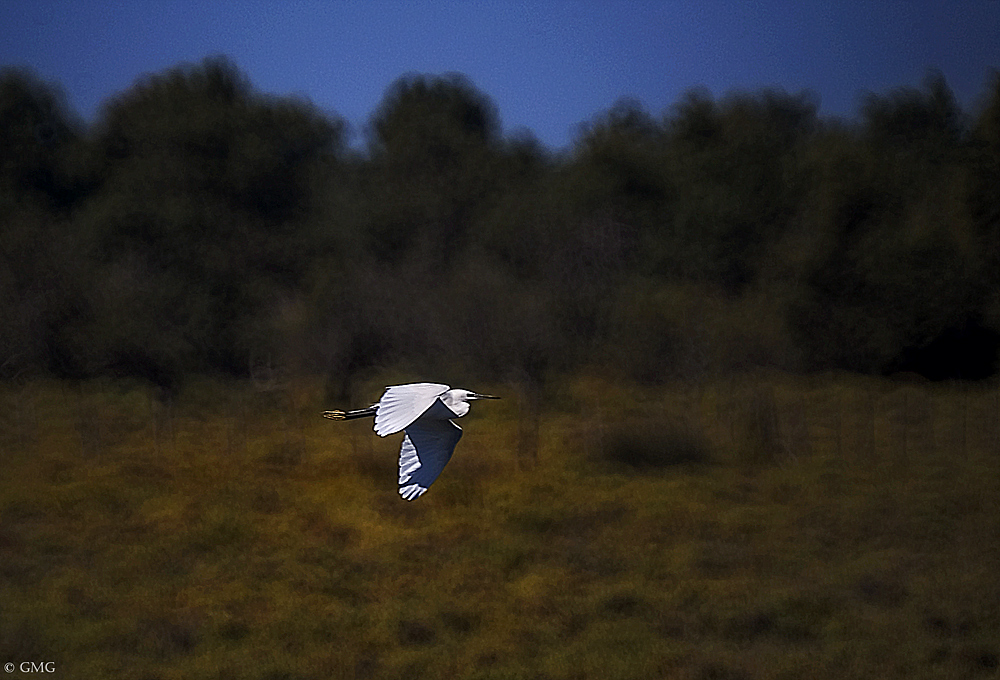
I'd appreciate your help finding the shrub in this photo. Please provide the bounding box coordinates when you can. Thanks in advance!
[596,416,712,470]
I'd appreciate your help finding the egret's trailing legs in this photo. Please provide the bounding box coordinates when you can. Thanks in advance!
[323,405,377,420]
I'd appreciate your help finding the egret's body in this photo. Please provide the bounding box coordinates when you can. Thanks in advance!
[323,383,498,500]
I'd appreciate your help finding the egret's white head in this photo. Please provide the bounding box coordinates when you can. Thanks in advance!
[441,388,500,417]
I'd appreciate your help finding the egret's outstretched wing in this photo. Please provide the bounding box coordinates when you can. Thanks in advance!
[375,383,450,436]
[397,417,462,501]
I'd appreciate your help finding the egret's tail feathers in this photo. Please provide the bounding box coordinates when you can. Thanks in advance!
[322,406,377,421]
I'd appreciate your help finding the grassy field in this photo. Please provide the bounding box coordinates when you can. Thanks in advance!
[1,374,998,679]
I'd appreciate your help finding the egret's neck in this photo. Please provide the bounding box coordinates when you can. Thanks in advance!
[440,390,471,418]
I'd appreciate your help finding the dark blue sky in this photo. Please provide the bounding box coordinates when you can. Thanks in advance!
[2,1,998,149]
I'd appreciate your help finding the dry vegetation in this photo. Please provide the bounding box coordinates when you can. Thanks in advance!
[1,374,998,679]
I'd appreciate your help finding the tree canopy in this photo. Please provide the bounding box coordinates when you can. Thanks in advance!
[2,58,998,388]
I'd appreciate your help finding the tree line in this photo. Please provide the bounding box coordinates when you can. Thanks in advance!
[2,56,998,398]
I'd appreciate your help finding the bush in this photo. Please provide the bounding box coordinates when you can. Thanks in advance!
[730,385,792,467]
[597,416,712,470]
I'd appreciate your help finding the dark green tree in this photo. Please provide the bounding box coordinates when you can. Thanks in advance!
[0,67,86,209]
[363,73,502,269]
[662,87,818,292]
[792,73,990,376]
[76,56,344,389]
[0,68,93,378]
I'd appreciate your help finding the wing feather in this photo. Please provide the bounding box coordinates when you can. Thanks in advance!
[396,418,462,501]
[374,383,450,436]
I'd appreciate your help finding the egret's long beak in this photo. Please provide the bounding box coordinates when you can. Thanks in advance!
[470,393,500,400]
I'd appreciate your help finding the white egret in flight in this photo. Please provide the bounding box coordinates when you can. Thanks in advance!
[323,383,499,500]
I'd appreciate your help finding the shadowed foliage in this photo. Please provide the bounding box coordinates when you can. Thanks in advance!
[1,61,998,389]
[597,417,712,470]
[1,61,999,388]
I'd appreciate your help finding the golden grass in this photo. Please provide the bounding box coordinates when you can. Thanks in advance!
[1,373,998,679]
